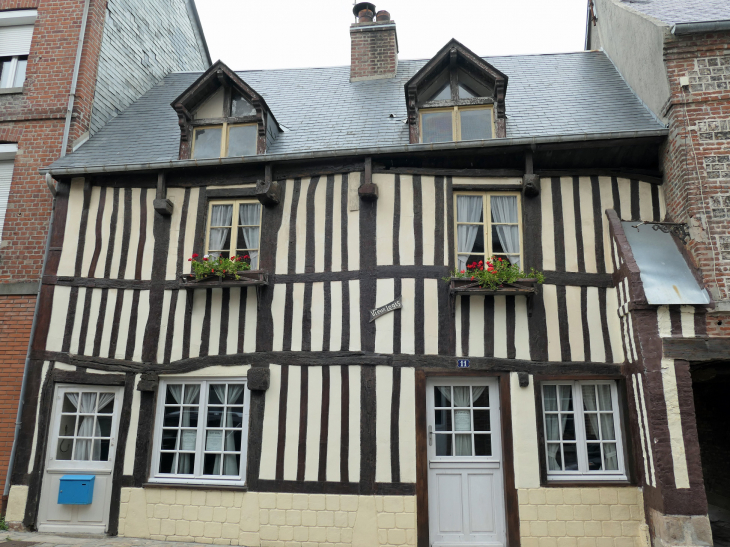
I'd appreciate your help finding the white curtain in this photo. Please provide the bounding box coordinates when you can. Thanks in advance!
[582,386,600,442]
[209,204,233,254]
[436,386,486,457]
[543,386,561,470]
[491,196,521,267]
[456,196,483,270]
[211,384,227,405]
[239,203,261,269]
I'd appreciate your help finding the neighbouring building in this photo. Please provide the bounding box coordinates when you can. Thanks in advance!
[1,3,724,547]
[587,1,730,545]
[0,0,210,513]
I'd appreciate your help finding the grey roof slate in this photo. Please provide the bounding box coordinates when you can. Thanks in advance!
[49,50,663,170]
[617,0,730,25]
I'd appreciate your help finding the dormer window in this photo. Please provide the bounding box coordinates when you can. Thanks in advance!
[405,39,508,144]
[172,61,281,160]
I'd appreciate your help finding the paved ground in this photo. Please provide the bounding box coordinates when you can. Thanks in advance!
[2,532,207,547]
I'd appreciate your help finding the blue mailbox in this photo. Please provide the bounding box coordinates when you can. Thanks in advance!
[58,475,95,505]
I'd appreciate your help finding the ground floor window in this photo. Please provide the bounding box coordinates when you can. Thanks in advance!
[541,380,627,481]
[150,379,249,485]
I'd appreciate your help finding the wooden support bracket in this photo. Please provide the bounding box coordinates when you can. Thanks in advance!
[247,367,271,391]
[358,156,379,201]
[256,164,281,206]
[522,149,540,197]
[154,171,174,215]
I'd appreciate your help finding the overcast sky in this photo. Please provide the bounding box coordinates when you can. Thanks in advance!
[195,0,589,71]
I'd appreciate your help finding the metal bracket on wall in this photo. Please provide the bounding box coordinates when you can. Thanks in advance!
[630,221,691,245]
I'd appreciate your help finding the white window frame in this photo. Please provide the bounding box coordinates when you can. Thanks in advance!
[150,377,250,486]
[0,10,37,90]
[540,380,627,481]
[453,191,524,269]
[205,199,262,266]
[0,55,27,89]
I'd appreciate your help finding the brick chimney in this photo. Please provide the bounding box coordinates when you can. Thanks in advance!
[350,3,398,82]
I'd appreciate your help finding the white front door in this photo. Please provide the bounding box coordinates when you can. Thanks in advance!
[37,384,124,533]
[427,378,507,547]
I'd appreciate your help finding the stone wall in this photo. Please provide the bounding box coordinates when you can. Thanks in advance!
[118,488,417,547]
[518,487,649,547]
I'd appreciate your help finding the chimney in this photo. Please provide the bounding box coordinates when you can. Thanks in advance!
[350,3,398,82]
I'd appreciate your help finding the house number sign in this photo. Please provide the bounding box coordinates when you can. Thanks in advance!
[369,295,402,322]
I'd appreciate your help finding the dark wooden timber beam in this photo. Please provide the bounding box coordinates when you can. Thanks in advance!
[153,171,173,216]
[256,163,281,206]
[662,338,730,362]
[358,157,378,201]
[522,148,540,197]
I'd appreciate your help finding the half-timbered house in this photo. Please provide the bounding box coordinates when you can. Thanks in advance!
[3,5,717,547]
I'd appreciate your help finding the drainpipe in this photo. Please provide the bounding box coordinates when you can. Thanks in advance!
[60,0,91,157]
[2,175,56,511]
[2,0,90,510]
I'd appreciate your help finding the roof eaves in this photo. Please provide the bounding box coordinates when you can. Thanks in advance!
[43,128,668,177]
[671,19,730,34]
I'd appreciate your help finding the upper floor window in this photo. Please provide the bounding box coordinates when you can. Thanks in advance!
[0,10,36,90]
[541,381,627,481]
[206,200,262,268]
[192,88,258,159]
[455,192,522,271]
[421,105,493,143]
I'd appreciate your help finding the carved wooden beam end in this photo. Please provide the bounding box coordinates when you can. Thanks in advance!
[153,198,174,216]
[137,372,159,392]
[518,371,530,387]
[255,180,281,206]
[358,182,379,201]
[247,367,270,391]
[522,174,540,197]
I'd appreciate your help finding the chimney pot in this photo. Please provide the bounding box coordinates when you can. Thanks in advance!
[376,10,390,21]
[358,9,374,23]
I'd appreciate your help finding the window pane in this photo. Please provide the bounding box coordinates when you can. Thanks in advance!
[460,109,492,140]
[226,430,242,452]
[562,415,576,441]
[166,385,182,404]
[204,453,221,475]
[491,225,520,257]
[182,408,198,428]
[80,393,97,413]
[546,444,561,470]
[227,125,257,157]
[454,409,471,431]
[0,59,13,88]
[559,386,573,411]
[587,443,602,470]
[583,385,598,411]
[207,407,223,428]
[193,127,222,159]
[92,439,110,461]
[473,387,489,407]
[163,407,180,427]
[434,409,451,431]
[422,111,453,143]
[209,385,225,404]
[474,434,491,456]
[604,443,619,470]
[229,385,245,405]
[98,394,115,413]
[177,453,195,474]
[543,385,558,412]
[237,227,259,251]
[62,393,79,413]
[454,434,472,456]
[181,430,197,451]
[59,415,77,437]
[161,429,178,450]
[453,387,470,407]
[57,439,73,460]
[473,410,490,432]
[456,195,484,223]
[598,385,613,411]
[585,415,600,441]
[159,452,175,473]
[74,439,91,460]
[600,414,616,440]
[226,407,244,428]
[223,454,240,476]
[231,93,256,117]
[95,416,112,437]
[434,387,451,407]
[13,58,26,87]
[206,430,223,451]
[430,83,450,101]
[563,443,578,470]
[545,414,560,441]
[435,434,452,456]
[458,83,476,99]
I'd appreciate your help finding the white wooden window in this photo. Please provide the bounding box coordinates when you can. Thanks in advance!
[541,381,627,481]
[206,199,262,268]
[420,106,494,143]
[151,379,249,486]
[0,10,37,90]
[454,191,522,271]
[0,145,18,242]
[432,383,494,457]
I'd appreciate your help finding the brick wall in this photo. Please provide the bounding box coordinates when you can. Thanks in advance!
[350,22,398,82]
[662,31,730,331]
[0,295,35,511]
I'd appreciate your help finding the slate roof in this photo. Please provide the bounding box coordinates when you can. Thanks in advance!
[616,0,730,25]
[49,50,664,171]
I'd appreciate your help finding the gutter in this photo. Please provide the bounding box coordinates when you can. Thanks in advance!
[60,0,91,158]
[43,128,668,177]
[671,20,730,35]
[2,176,57,503]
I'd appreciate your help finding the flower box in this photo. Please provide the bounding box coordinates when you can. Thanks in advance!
[179,270,269,289]
[449,277,538,296]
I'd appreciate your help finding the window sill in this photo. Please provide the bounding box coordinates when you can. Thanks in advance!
[0,87,23,95]
[449,277,537,296]
[179,270,268,289]
[143,482,248,492]
[544,479,633,488]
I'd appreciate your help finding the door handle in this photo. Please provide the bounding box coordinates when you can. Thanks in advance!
[428,425,433,446]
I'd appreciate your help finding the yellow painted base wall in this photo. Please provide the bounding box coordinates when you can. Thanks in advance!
[518,487,650,547]
[119,488,417,547]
